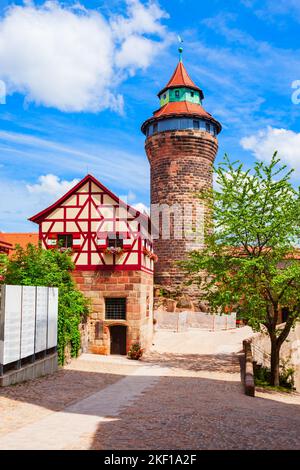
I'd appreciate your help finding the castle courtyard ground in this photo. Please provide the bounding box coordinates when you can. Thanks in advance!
[0,327,300,450]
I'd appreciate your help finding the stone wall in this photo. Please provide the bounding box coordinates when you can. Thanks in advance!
[154,310,236,332]
[0,353,58,387]
[73,270,153,355]
[145,129,218,291]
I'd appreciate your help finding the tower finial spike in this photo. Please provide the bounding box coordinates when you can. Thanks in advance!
[177,35,183,62]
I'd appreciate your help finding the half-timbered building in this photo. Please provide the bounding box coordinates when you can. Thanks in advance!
[30,174,154,355]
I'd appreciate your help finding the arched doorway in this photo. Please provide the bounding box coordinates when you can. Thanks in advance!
[110,325,127,355]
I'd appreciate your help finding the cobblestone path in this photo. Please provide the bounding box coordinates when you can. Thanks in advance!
[89,350,300,450]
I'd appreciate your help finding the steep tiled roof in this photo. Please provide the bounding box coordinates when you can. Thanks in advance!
[154,101,212,119]
[30,174,149,223]
[142,101,222,134]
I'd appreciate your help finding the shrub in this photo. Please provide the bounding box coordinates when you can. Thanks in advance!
[127,342,143,360]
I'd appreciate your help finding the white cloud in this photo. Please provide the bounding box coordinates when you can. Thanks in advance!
[119,191,150,214]
[0,0,168,112]
[242,0,300,23]
[0,177,46,231]
[26,174,79,197]
[111,0,168,40]
[0,173,150,232]
[1,173,78,231]
[240,126,300,174]
[115,35,159,72]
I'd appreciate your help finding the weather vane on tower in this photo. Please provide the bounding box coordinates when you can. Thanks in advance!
[177,35,183,61]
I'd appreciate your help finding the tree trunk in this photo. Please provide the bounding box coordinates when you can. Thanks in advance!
[270,340,280,386]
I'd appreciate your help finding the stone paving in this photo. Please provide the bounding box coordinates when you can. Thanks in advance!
[0,328,300,450]
[0,356,137,438]
[90,352,300,450]
[0,363,168,450]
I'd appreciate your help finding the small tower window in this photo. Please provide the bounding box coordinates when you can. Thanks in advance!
[191,91,194,98]
[193,120,199,129]
[205,122,210,133]
[153,122,158,133]
[163,94,166,99]
[175,89,180,98]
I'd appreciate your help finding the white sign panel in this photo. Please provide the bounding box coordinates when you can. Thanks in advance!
[21,286,36,358]
[47,288,58,349]
[3,285,22,365]
[0,287,4,364]
[1,285,58,368]
[35,287,48,353]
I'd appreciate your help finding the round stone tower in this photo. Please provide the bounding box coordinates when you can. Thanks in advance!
[141,52,222,294]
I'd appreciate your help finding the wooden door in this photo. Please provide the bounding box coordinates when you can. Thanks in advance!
[110,326,126,355]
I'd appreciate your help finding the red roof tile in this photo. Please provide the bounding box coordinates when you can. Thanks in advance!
[142,101,222,134]
[153,101,211,119]
[0,233,39,251]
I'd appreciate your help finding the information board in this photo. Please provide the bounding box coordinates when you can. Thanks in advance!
[0,285,58,368]
[47,287,58,349]
[35,287,48,353]
[21,286,36,358]
[2,285,22,365]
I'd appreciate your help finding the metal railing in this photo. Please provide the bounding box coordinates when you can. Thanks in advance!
[251,342,271,368]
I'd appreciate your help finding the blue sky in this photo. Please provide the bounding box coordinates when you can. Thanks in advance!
[1,0,300,231]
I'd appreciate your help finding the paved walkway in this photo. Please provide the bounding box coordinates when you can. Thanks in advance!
[0,327,300,450]
[0,363,168,450]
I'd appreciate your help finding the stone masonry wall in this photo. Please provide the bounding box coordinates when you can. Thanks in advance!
[73,270,153,355]
[145,129,218,289]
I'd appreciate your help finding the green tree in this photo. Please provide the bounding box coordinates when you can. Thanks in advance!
[1,243,89,365]
[182,153,300,386]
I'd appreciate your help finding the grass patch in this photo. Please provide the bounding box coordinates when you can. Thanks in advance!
[254,363,295,393]
[255,380,293,393]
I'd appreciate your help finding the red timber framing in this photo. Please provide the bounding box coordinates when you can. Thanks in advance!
[29,174,154,273]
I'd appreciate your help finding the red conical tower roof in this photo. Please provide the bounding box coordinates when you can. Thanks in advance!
[141,54,221,136]
[158,61,204,99]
